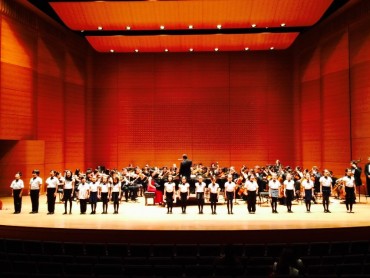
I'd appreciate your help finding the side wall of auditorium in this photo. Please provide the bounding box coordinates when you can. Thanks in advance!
[0,0,91,196]
[292,1,370,177]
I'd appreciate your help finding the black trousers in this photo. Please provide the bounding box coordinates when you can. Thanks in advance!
[30,189,39,213]
[46,188,56,213]
[247,190,257,212]
[80,199,87,213]
[13,189,22,213]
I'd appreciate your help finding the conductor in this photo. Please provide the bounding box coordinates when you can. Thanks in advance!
[179,154,192,180]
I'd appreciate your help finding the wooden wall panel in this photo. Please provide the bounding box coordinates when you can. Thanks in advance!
[92,51,293,169]
[293,0,370,179]
[0,140,44,196]
[0,0,89,196]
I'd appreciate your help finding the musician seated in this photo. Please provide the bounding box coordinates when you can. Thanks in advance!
[146,177,163,205]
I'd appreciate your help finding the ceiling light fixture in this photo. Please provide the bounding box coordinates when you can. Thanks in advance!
[97,26,103,30]
[245,47,249,51]
[217,24,222,29]
[164,49,169,52]
[188,25,193,29]
[214,48,219,52]
[160,25,165,30]
[251,24,257,28]
[126,26,131,30]
[270,47,275,50]
[281,23,286,27]
[189,48,194,52]
[109,49,114,53]
[134,49,139,53]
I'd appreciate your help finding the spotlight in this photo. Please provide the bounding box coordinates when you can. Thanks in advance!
[217,24,222,29]
[244,47,249,51]
[126,26,131,30]
[270,46,275,50]
[281,23,286,27]
[109,49,115,53]
[251,24,257,28]
[160,25,165,30]
[214,48,219,52]
[97,26,103,30]
[188,25,193,29]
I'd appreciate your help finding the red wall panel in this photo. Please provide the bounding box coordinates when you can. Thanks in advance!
[92,51,293,169]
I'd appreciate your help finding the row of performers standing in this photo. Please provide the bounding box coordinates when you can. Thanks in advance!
[9,162,360,215]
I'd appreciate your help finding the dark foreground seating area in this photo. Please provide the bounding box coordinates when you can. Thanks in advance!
[0,238,370,277]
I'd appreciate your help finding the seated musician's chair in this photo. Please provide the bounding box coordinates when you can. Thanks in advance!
[144,191,156,206]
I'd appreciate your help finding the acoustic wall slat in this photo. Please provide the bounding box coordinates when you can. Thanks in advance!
[321,31,349,75]
[37,38,63,77]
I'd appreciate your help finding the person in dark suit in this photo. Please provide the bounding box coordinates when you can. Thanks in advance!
[179,154,192,180]
[351,160,362,187]
[365,157,370,197]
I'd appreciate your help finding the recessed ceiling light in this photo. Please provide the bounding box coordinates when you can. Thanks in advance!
[97,26,103,30]
[270,47,275,50]
[189,48,194,52]
[160,25,165,30]
[251,24,257,28]
[164,49,169,52]
[126,26,131,30]
[244,47,249,51]
[188,25,193,29]
[109,49,114,53]
[80,30,84,33]
[281,23,286,27]
[217,24,222,29]
[134,49,139,53]
[214,48,219,52]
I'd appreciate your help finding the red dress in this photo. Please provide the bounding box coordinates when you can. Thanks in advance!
[147,179,163,205]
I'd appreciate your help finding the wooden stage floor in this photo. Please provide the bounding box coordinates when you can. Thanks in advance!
[0,195,369,244]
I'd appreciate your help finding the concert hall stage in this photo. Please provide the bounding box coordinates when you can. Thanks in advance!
[0,196,369,244]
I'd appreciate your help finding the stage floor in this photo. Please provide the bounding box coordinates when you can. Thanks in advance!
[0,195,369,232]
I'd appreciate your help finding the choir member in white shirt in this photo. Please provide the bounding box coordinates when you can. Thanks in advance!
[78,176,89,214]
[244,175,258,214]
[10,172,24,214]
[283,173,295,213]
[111,176,121,214]
[208,176,220,215]
[195,176,207,214]
[224,174,236,214]
[341,168,356,213]
[268,173,281,213]
[98,175,110,214]
[63,170,75,214]
[178,176,190,214]
[302,173,314,212]
[45,170,59,215]
[319,169,333,213]
[29,169,42,214]
[164,175,176,214]
[89,176,99,214]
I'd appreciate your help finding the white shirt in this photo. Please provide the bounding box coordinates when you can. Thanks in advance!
[284,180,295,190]
[224,181,236,192]
[78,183,89,199]
[111,182,121,193]
[46,176,58,188]
[268,179,281,190]
[178,183,190,193]
[342,176,355,188]
[164,182,176,193]
[302,179,314,190]
[64,179,74,190]
[99,182,109,193]
[195,182,206,193]
[89,182,99,192]
[10,179,24,190]
[29,177,42,190]
[245,180,258,191]
[319,176,332,187]
[208,183,220,194]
